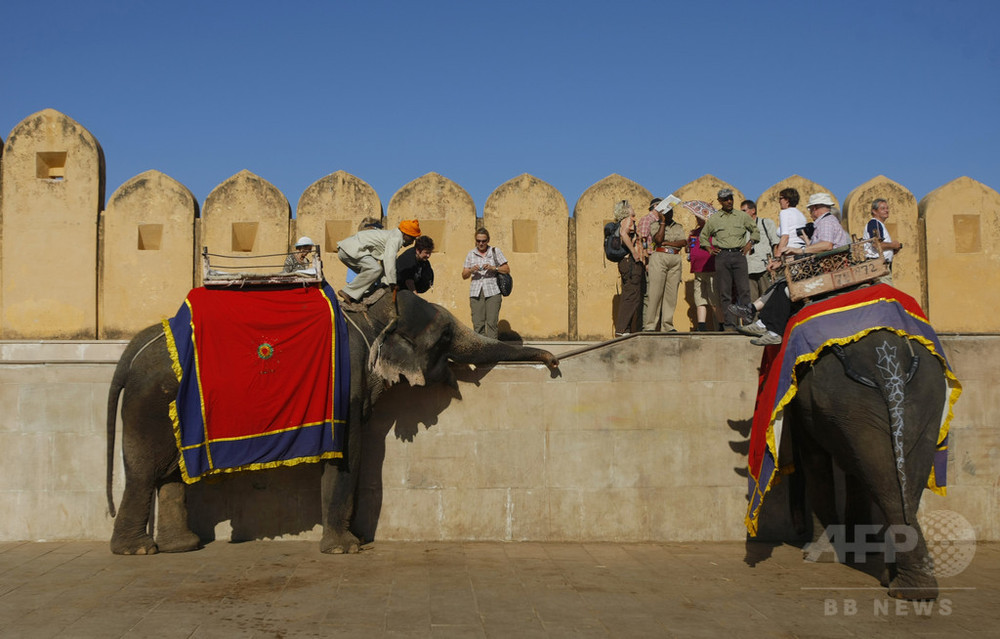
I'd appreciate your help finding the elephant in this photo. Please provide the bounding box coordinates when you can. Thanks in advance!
[786,329,950,600]
[106,288,559,555]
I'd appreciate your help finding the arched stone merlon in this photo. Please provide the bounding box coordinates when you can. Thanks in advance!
[668,175,745,332]
[842,176,924,307]
[482,174,569,340]
[100,170,198,338]
[755,175,839,230]
[1,108,105,338]
[671,175,746,231]
[296,171,382,295]
[920,177,1000,331]
[387,172,477,317]
[572,175,652,340]
[200,170,291,283]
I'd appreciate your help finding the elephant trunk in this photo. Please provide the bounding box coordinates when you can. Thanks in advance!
[445,313,559,371]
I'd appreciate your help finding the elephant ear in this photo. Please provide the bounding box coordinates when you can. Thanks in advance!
[368,296,456,388]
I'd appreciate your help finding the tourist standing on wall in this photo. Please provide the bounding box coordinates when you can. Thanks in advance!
[740,200,780,301]
[699,188,759,330]
[689,211,722,332]
[863,198,903,285]
[462,228,509,339]
[612,200,645,337]
[642,198,686,332]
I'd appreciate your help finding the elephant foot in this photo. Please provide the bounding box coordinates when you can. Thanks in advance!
[321,529,361,554]
[156,529,202,553]
[110,533,158,556]
[888,569,938,601]
[802,536,838,563]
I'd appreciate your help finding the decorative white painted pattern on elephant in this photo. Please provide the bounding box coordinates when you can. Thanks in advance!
[875,340,908,508]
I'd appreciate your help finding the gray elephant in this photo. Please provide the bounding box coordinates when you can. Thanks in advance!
[106,288,559,555]
[785,329,954,600]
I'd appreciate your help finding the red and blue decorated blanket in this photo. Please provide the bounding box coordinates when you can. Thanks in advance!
[164,282,350,483]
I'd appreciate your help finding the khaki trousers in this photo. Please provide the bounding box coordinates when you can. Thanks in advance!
[643,251,683,331]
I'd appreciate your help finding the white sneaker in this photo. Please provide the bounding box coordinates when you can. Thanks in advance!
[750,331,783,346]
[737,320,767,337]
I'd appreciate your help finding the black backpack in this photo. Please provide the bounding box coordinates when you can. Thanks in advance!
[604,221,628,262]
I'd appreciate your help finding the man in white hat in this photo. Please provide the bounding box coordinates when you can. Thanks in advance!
[283,236,316,273]
[737,193,849,345]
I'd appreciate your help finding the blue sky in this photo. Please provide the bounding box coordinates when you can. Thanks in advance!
[3,0,998,213]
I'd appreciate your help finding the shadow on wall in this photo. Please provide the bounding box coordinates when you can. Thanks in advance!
[184,371,472,546]
[726,413,810,568]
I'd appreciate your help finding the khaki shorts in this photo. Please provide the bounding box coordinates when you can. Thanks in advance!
[693,272,718,307]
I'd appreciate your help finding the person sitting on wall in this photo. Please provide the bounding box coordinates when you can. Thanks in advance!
[283,236,316,273]
[336,219,421,304]
[396,235,435,294]
[863,198,903,286]
[735,193,850,345]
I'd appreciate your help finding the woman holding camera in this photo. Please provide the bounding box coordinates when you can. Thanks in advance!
[462,227,510,339]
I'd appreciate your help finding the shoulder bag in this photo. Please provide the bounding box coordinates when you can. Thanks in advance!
[492,248,513,297]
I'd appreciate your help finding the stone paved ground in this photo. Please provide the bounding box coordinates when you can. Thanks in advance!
[0,540,997,638]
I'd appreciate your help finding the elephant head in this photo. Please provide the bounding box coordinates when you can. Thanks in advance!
[365,289,559,389]
[106,285,559,556]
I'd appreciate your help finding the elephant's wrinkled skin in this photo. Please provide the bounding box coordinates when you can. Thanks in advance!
[788,329,947,600]
[106,289,558,555]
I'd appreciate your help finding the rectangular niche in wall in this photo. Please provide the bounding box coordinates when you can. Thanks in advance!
[325,220,355,252]
[511,219,538,253]
[953,214,981,253]
[231,222,258,253]
[420,219,446,253]
[137,224,163,250]
[36,151,67,180]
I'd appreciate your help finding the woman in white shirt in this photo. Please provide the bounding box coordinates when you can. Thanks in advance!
[775,187,808,257]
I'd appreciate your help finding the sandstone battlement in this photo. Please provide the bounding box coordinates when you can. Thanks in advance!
[2,108,998,339]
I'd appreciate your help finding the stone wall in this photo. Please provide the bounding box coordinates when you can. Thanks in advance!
[0,335,995,544]
[2,108,1000,339]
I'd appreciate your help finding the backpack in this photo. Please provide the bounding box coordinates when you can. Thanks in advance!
[604,221,628,262]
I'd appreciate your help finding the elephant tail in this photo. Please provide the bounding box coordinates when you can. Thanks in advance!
[106,327,166,518]
[106,351,128,518]
[832,336,921,525]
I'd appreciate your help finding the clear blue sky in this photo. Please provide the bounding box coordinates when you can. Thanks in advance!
[3,0,998,213]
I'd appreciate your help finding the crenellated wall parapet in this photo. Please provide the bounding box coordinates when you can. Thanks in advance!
[2,109,998,339]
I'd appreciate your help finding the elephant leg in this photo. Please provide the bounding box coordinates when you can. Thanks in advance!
[885,519,936,600]
[110,468,158,555]
[154,477,201,553]
[320,379,365,554]
[797,429,841,563]
[851,447,937,599]
[320,462,360,554]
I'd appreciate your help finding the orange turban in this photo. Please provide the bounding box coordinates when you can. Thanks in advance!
[398,220,421,237]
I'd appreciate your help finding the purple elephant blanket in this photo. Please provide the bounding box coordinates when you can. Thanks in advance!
[745,284,962,536]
